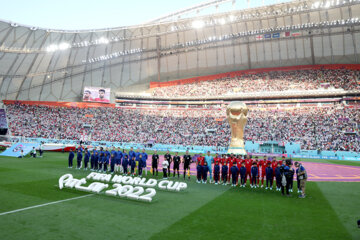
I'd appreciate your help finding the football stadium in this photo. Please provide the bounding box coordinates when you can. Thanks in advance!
[0,0,359,239]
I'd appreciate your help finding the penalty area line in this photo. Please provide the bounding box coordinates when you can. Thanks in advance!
[0,194,94,216]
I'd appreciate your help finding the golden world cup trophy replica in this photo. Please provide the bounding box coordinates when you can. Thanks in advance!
[226,101,248,155]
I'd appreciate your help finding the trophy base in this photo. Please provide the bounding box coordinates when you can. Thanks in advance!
[227,147,247,155]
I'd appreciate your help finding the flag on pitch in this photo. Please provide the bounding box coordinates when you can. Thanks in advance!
[291,30,301,36]
[255,35,263,40]
[272,33,280,38]
[264,34,271,39]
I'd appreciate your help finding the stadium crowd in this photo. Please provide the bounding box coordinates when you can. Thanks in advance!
[5,102,360,152]
[152,69,360,97]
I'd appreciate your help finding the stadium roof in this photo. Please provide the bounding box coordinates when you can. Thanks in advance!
[2,0,291,31]
[0,0,359,102]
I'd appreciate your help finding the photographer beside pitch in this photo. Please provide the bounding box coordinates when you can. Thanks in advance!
[295,161,307,198]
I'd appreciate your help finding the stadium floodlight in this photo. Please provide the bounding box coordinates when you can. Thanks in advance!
[312,1,321,8]
[192,20,205,29]
[46,44,58,52]
[97,37,109,44]
[46,42,71,52]
[58,42,71,50]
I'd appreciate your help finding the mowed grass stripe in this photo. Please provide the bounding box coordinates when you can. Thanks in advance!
[0,182,230,240]
[150,182,352,240]
[0,153,230,240]
[317,182,360,240]
[0,155,95,212]
[0,152,358,240]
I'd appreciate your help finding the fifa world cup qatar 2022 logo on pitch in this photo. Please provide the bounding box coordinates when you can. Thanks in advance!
[226,102,248,155]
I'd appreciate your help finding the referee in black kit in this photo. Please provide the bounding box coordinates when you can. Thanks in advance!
[164,150,172,177]
[183,150,192,180]
[152,150,159,176]
[173,152,181,178]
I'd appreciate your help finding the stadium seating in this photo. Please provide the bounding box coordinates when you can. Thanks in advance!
[5,102,360,152]
[151,69,360,97]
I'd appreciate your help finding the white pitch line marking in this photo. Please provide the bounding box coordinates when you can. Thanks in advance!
[0,194,94,216]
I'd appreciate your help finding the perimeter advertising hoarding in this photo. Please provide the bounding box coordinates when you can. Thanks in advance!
[83,87,110,103]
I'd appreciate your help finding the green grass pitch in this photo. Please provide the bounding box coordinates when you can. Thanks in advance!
[0,152,359,240]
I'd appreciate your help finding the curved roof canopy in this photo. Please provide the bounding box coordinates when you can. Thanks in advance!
[0,0,359,102]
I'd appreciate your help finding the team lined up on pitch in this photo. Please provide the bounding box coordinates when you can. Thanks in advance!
[193,152,307,198]
[68,146,307,198]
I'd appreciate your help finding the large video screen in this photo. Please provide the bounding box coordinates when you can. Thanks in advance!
[83,87,110,103]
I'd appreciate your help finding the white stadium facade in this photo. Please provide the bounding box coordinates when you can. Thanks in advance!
[0,0,359,102]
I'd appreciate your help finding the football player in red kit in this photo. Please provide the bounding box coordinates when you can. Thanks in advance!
[213,153,222,184]
[245,155,253,186]
[236,155,244,185]
[221,154,228,184]
[214,153,221,166]
[254,156,261,187]
[258,156,268,188]
[196,153,205,182]
[271,158,278,182]
[279,156,285,166]
[197,153,205,166]
[236,155,243,170]
[227,154,235,182]
[220,154,227,166]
